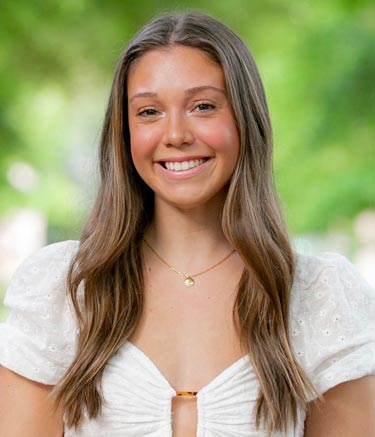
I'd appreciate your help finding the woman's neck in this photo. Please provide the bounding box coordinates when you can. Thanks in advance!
[143,195,234,272]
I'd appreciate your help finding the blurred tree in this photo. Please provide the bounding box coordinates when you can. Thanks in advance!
[270,0,375,232]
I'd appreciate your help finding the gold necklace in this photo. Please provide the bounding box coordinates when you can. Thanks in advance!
[143,239,235,287]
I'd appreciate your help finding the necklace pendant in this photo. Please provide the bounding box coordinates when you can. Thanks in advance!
[184,276,195,287]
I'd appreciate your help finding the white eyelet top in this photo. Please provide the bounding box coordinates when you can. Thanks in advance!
[0,240,374,436]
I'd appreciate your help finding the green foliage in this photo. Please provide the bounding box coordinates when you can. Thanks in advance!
[0,0,374,235]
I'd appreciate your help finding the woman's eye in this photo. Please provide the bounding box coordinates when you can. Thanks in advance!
[195,103,215,112]
[138,108,158,117]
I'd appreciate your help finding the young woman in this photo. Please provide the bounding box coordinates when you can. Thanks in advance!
[0,11,374,437]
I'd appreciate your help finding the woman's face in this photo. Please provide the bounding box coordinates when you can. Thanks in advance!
[127,45,240,210]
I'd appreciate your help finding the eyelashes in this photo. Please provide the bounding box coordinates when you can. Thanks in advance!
[194,102,216,112]
[137,108,159,117]
[136,102,217,118]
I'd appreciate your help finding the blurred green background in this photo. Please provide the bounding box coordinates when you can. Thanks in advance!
[1,0,374,320]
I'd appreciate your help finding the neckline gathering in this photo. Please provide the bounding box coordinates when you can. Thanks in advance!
[123,340,252,397]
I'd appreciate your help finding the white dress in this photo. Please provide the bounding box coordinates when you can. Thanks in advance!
[0,240,374,437]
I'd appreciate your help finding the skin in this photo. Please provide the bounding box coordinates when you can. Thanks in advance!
[304,376,375,437]
[0,45,374,436]
[0,366,64,436]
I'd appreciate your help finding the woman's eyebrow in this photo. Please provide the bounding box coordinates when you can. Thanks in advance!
[129,86,225,104]
[129,92,157,104]
[185,85,226,97]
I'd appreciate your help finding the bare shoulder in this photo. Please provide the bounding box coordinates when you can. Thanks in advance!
[304,375,375,437]
[0,365,64,437]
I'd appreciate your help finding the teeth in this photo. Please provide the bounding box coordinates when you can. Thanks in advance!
[164,159,206,171]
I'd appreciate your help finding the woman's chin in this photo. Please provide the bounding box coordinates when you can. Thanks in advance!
[154,190,228,212]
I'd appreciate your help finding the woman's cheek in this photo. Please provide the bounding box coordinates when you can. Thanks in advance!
[130,125,161,159]
[197,123,239,153]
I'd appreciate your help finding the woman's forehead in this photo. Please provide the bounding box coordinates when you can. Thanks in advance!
[127,45,225,96]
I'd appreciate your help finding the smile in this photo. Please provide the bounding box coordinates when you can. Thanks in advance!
[155,156,213,180]
[164,159,206,172]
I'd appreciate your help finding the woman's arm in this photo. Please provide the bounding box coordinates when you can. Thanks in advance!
[304,375,375,437]
[0,366,64,437]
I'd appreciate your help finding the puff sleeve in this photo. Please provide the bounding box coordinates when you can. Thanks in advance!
[290,252,375,400]
[0,240,79,385]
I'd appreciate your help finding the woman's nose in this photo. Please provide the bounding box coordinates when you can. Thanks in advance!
[162,111,194,147]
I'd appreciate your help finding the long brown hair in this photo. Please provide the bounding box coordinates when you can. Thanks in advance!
[54,12,318,434]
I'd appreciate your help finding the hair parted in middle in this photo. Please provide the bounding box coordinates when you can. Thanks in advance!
[54,11,319,435]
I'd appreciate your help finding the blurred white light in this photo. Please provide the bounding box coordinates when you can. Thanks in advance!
[0,208,47,284]
[354,210,375,244]
[7,162,39,192]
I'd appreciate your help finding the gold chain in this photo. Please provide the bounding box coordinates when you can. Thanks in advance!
[143,239,235,287]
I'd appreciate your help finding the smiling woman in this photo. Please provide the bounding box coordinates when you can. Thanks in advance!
[0,10,374,437]
[128,45,240,209]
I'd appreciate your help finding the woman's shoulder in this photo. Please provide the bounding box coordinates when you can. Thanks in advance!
[293,251,367,289]
[291,251,374,305]
[289,252,375,398]
[3,240,80,306]
[290,250,374,339]
[0,240,80,384]
[15,239,80,271]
